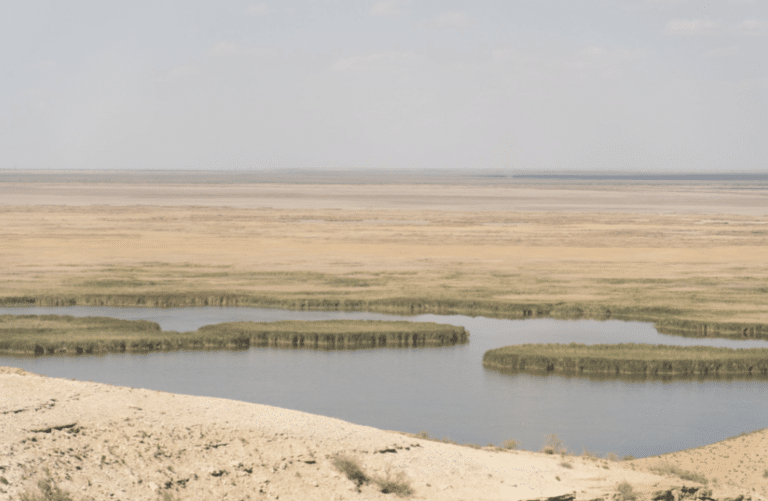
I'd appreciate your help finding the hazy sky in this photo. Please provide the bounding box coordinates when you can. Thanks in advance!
[2,1,767,172]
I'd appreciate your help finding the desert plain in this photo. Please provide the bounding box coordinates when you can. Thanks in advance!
[1,171,767,500]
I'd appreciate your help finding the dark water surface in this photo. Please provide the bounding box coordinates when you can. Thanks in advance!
[2,306,768,458]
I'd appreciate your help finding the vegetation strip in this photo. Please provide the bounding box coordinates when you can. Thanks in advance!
[2,295,766,340]
[482,343,768,376]
[0,315,467,355]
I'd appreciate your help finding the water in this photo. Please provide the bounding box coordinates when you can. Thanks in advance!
[2,306,768,458]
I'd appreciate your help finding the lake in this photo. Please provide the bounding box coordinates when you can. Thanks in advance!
[2,305,768,459]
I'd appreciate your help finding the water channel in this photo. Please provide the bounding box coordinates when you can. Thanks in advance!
[2,306,768,459]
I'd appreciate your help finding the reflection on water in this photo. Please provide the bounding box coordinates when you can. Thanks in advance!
[487,366,768,383]
[1,306,768,458]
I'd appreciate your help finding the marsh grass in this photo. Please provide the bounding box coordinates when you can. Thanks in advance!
[0,316,466,355]
[199,320,467,348]
[4,201,768,342]
[483,343,768,376]
[3,290,766,342]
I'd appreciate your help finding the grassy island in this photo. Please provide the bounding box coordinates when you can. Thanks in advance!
[482,343,768,377]
[0,315,467,355]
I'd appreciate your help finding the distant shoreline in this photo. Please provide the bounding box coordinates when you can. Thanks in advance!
[0,168,766,185]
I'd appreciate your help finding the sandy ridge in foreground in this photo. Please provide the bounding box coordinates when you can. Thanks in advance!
[0,367,761,501]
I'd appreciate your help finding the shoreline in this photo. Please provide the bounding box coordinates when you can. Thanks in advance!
[1,367,765,501]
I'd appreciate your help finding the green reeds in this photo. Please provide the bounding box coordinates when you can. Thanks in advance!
[0,315,467,355]
[198,320,467,349]
[482,343,768,376]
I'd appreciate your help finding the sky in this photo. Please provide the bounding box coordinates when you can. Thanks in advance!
[2,0,767,172]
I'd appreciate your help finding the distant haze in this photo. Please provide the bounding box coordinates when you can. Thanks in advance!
[2,1,767,172]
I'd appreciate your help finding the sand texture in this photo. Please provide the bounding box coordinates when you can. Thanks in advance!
[0,367,763,501]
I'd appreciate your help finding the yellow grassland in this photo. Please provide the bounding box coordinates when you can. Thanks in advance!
[1,181,766,329]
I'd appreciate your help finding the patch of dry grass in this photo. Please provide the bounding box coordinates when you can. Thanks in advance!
[648,462,708,484]
[332,455,370,489]
[541,434,567,455]
[332,456,413,497]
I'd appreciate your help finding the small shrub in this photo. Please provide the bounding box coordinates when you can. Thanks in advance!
[605,452,619,462]
[581,447,599,460]
[415,431,430,440]
[0,476,8,485]
[19,478,76,501]
[559,461,573,469]
[622,455,636,461]
[332,455,370,488]
[617,480,637,501]
[763,469,768,478]
[501,439,519,450]
[542,434,566,455]
[373,469,413,497]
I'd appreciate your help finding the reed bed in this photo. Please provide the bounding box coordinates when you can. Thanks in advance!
[0,315,467,355]
[482,343,768,376]
[3,295,765,341]
[199,320,467,348]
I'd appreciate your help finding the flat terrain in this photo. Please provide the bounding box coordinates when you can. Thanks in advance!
[1,368,762,501]
[1,178,767,327]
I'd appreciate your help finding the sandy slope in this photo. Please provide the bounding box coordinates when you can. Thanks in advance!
[630,428,768,498]
[0,368,762,501]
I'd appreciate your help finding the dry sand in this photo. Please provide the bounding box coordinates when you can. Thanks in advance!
[1,367,763,501]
